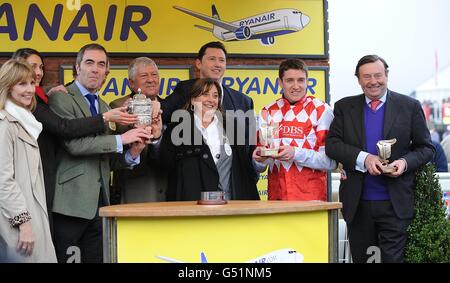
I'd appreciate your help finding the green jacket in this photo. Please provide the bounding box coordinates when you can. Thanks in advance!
[49,82,127,220]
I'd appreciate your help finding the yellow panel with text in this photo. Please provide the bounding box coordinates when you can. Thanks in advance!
[1,0,325,56]
[116,210,329,263]
[62,66,190,105]
[224,68,326,114]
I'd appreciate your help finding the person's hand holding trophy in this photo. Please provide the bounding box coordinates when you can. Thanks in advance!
[127,88,153,128]
[376,138,397,173]
[260,122,279,156]
[253,122,279,162]
[125,88,162,157]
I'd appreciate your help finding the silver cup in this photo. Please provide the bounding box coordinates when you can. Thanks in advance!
[376,138,397,173]
[197,191,227,205]
[127,88,152,128]
[259,123,279,157]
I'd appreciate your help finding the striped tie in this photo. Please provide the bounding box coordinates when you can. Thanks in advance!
[370,99,381,111]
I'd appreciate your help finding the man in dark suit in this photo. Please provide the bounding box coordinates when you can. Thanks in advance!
[325,55,434,263]
[161,42,254,146]
[109,57,166,203]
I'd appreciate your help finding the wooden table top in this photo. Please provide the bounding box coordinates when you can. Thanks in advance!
[99,200,342,218]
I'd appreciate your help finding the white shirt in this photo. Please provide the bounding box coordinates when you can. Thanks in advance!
[194,114,223,164]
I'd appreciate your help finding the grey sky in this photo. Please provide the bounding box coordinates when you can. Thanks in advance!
[328,0,450,105]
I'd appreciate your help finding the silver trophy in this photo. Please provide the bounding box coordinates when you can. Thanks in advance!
[127,88,152,128]
[197,191,227,205]
[376,138,397,173]
[259,122,279,157]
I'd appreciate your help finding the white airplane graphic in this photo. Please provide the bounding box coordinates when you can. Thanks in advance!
[155,248,304,263]
[173,5,310,46]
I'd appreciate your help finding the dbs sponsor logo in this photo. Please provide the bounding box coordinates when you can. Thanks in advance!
[278,121,308,139]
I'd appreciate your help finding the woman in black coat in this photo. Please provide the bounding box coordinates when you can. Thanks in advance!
[12,48,137,224]
[159,78,259,201]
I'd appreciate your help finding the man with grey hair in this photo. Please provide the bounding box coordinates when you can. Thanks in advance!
[110,57,160,109]
[109,57,167,203]
[326,54,434,263]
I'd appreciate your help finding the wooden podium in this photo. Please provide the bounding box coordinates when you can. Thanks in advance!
[99,200,341,263]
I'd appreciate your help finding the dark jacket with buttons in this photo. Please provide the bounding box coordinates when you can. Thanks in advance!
[325,91,434,224]
[159,113,259,201]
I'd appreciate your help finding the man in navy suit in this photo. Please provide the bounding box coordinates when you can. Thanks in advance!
[161,41,254,123]
[326,55,434,263]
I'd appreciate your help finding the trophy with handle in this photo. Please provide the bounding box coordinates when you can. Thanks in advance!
[259,122,279,157]
[376,138,397,173]
[127,88,152,128]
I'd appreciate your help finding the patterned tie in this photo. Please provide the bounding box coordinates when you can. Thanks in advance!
[85,93,98,116]
[370,99,381,111]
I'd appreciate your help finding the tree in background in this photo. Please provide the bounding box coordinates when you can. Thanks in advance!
[405,164,450,262]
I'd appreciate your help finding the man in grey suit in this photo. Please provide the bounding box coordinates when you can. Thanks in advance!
[49,44,154,263]
[110,57,167,203]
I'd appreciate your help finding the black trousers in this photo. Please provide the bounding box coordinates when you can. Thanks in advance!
[53,211,103,263]
[347,200,412,263]
[53,193,105,263]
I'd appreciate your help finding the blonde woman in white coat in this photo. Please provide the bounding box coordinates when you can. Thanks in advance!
[0,59,56,262]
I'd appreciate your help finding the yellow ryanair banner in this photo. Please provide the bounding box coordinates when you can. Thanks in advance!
[224,66,328,114]
[1,0,326,57]
[61,65,191,105]
[223,66,329,200]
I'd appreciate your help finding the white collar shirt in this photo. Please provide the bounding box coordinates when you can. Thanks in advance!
[364,90,387,110]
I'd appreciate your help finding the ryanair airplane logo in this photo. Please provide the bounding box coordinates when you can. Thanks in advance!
[156,248,304,263]
[173,4,310,46]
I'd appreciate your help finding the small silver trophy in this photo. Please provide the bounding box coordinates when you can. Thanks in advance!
[259,122,279,157]
[197,191,227,205]
[127,88,152,128]
[376,138,397,173]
